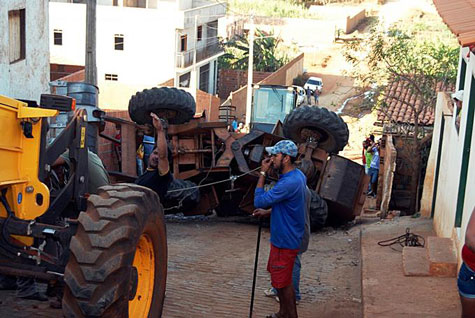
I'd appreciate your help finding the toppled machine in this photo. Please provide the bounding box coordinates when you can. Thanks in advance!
[129,87,369,230]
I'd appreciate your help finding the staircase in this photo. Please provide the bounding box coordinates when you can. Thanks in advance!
[402,236,458,277]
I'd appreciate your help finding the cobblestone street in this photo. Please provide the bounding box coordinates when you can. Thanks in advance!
[0,220,362,318]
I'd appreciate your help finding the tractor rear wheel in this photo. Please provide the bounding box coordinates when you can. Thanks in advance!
[62,183,167,318]
[129,87,195,125]
[283,106,349,154]
[309,190,328,232]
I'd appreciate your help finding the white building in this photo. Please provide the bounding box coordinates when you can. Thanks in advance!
[49,0,226,110]
[0,0,50,101]
[421,0,475,262]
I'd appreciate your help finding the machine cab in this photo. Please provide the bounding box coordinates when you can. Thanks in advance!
[251,85,297,133]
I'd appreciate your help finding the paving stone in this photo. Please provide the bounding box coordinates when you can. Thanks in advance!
[402,246,430,276]
[427,236,457,277]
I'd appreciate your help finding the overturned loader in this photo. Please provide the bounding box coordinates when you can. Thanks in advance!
[129,87,368,230]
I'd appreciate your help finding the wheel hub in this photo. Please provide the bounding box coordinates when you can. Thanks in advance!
[129,234,156,318]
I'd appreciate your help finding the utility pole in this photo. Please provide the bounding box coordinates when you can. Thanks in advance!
[245,14,254,128]
[191,15,198,98]
[85,0,97,86]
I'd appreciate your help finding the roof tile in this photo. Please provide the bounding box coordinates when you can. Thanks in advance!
[433,0,475,46]
[378,78,454,126]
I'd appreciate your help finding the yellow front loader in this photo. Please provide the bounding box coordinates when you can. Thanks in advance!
[0,94,167,318]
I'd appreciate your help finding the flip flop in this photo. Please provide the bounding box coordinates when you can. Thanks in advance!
[266,313,282,318]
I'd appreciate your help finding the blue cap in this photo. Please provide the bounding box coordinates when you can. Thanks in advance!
[265,140,298,157]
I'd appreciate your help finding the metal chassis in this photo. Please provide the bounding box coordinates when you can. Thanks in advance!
[0,109,89,281]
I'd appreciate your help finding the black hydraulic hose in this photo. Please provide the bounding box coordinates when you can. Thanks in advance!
[249,219,262,318]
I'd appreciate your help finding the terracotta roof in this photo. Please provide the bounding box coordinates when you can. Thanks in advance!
[377,79,453,126]
[433,0,475,47]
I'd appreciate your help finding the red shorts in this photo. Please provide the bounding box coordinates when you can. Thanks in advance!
[267,244,299,289]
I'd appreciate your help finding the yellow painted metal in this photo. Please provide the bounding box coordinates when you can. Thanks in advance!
[0,95,57,226]
[80,127,86,148]
[129,234,156,318]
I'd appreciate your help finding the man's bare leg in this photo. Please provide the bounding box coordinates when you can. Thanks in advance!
[460,295,475,317]
[280,284,297,318]
[276,288,286,317]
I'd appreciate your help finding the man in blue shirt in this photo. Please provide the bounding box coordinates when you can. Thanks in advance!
[253,140,306,318]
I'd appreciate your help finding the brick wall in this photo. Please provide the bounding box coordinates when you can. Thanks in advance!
[196,89,221,121]
[159,78,174,87]
[57,69,85,82]
[218,69,272,100]
[50,64,85,81]
[230,53,305,121]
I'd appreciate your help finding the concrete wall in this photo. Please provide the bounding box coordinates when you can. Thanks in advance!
[0,0,50,101]
[345,9,365,34]
[421,49,475,258]
[230,53,304,121]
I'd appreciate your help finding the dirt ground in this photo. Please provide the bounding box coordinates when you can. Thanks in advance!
[0,219,362,318]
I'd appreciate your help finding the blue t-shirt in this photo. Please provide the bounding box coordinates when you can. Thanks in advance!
[370,147,380,170]
[254,169,306,249]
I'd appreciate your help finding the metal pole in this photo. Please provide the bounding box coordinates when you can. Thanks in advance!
[191,15,198,98]
[249,220,262,318]
[85,0,97,86]
[245,14,254,128]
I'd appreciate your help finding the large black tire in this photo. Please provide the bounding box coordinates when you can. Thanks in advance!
[283,106,349,153]
[309,190,328,232]
[63,183,167,318]
[129,87,196,125]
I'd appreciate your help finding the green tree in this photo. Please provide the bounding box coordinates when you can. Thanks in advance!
[219,29,289,72]
[344,24,459,213]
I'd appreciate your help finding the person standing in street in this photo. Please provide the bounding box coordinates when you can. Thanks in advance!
[367,141,380,197]
[314,89,320,105]
[260,159,313,305]
[253,140,306,318]
[305,87,312,105]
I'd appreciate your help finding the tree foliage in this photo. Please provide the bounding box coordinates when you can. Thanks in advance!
[344,24,458,138]
[344,21,459,213]
[219,29,290,72]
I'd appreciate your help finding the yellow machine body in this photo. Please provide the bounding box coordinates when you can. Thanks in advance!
[0,95,58,244]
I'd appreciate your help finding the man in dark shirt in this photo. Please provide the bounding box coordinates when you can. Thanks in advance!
[135,113,172,202]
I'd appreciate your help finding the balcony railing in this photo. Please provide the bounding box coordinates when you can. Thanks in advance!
[176,39,223,68]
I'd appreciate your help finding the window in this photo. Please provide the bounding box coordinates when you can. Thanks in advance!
[197,26,202,42]
[180,35,187,52]
[179,72,191,88]
[105,74,118,81]
[124,0,146,8]
[114,34,124,50]
[8,9,26,63]
[199,63,209,92]
[54,29,63,46]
